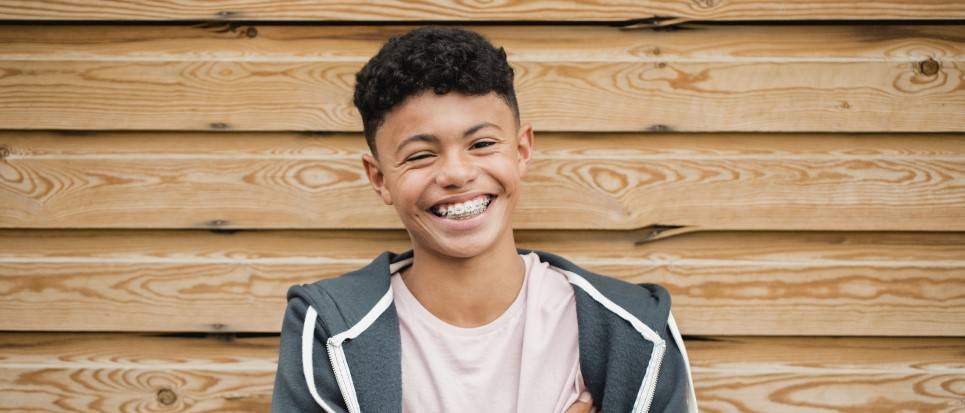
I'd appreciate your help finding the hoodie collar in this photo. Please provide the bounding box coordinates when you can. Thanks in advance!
[330,248,670,413]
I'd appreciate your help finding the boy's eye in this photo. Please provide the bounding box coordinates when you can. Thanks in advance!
[472,140,496,149]
[406,153,432,162]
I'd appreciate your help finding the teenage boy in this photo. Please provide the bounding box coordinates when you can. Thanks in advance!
[272,26,698,413]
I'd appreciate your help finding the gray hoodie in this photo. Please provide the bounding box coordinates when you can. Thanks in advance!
[272,248,698,413]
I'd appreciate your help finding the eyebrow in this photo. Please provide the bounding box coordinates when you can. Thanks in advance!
[394,122,501,157]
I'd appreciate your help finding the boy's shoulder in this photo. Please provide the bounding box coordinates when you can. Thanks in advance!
[300,251,394,291]
[520,248,673,332]
[285,250,401,331]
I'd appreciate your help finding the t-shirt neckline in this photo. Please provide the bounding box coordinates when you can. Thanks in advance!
[390,252,536,337]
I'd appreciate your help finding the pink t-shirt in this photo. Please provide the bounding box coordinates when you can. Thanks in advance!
[390,252,586,413]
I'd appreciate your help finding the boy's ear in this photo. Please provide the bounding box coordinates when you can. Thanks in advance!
[516,122,535,177]
[362,153,393,205]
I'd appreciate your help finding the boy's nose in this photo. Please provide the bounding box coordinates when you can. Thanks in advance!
[434,153,478,187]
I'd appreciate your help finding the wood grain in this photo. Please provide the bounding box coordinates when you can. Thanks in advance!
[687,336,965,413]
[0,333,274,412]
[0,11,960,413]
[0,229,961,335]
[4,25,961,62]
[2,131,962,231]
[1,333,962,412]
[0,25,962,132]
[0,0,962,21]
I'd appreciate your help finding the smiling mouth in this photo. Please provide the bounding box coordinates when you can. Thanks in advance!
[427,194,496,220]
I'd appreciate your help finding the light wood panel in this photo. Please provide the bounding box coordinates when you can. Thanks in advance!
[688,336,965,413]
[1,333,962,412]
[0,8,959,413]
[2,131,962,231]
[5,24,962,61]
[0,25,962,132]
[0,333,275,412]
[0,0,962,21]
[1,229,961,335]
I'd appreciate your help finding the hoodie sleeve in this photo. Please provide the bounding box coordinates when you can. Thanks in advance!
[271,286,348,413]
[649,310,699,413]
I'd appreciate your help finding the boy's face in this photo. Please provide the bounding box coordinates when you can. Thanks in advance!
[361,91,533,259]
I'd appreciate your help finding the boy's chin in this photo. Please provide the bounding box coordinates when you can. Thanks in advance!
[416,229,507,259]
[428,237,497,259]
[433,244,491,259]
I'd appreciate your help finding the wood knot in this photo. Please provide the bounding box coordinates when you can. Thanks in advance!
[245,27,258,38]
[647,124,673,132]
[916,58,940,76]
[656,62,667,68]
[0,145,9,160]
[157,388,178,405]
[692,0,716,8]
[209,122,229,130]
[208,219,229,227]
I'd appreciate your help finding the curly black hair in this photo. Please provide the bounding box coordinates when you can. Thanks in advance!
[353,26,520,158]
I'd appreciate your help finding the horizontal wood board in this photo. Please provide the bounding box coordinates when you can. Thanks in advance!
[1,0,963,21]
[1,333,962,412]
[1,229,962,335]
[0,25,962,132]
[2,131,963,231]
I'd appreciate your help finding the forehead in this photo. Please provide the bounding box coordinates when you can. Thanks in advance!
[375,91,515,155]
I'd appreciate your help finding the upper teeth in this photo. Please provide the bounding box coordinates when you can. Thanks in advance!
[433,195,492,218]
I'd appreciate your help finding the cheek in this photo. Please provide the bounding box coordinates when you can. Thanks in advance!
[491,158,522,191]
[394,173,428,209]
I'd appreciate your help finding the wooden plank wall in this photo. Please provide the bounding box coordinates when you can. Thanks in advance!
[1,2,963,412]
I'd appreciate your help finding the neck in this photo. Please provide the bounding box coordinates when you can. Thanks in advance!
[400,235,525,328]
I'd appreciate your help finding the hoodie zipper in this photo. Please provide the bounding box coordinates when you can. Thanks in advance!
[327,338,361,413]
[320,289,396,413]
[561,269,667,413]
[635,341,666,413]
